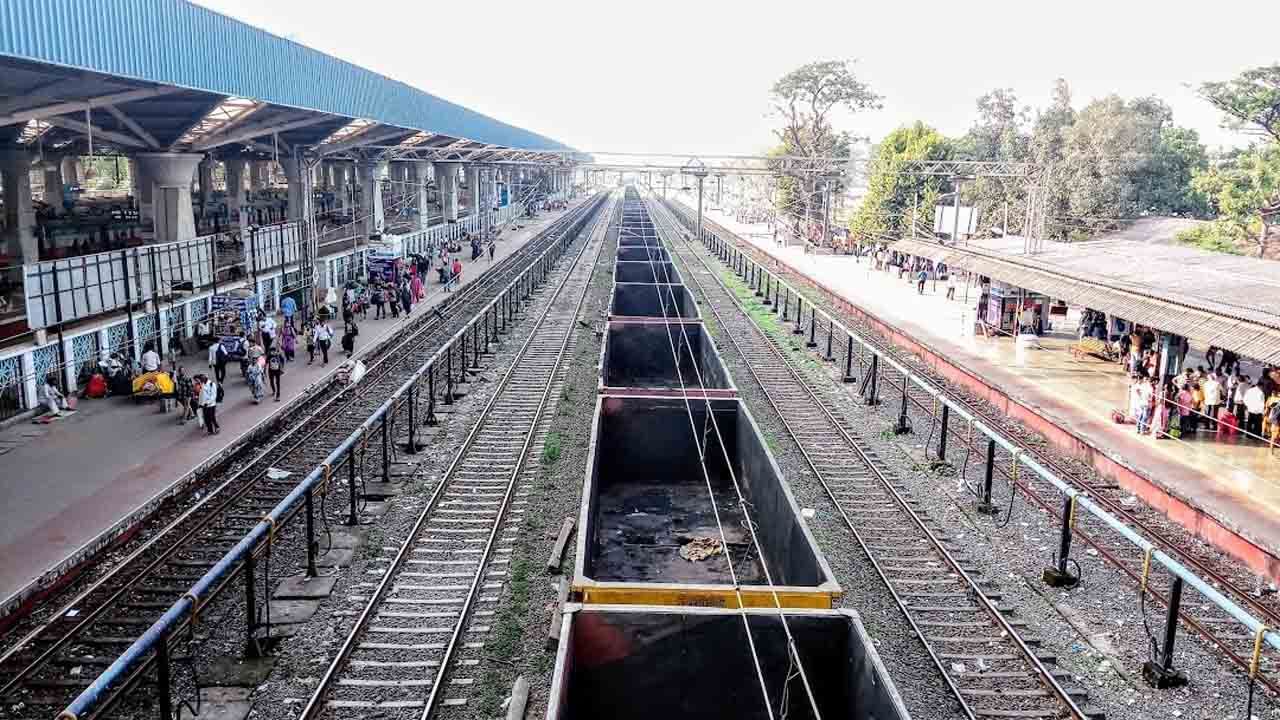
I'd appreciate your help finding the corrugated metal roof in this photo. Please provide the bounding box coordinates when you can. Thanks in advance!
[895,238,1280,365]
[0,0,570,151]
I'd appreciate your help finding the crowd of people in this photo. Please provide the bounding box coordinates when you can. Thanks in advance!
[1126,351,1280,451]
[34,222,510,441]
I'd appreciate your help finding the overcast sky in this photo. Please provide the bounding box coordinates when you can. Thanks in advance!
[196,0,1279,155]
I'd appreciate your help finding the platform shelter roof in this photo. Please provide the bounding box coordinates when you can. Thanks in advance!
[0,0,570,159]
[893,236,1280,365]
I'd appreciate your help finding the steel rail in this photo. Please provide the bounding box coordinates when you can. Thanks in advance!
[0,201,582,699]
[664,201,1280,665]
[650,195,1088,720]
[53,193,608,720]
[299,192,615,719]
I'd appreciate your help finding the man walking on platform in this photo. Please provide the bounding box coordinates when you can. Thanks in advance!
[199,375,221,435]
[281,295,297,331]
[916,267,928,295]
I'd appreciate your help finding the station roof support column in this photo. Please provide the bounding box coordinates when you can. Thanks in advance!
[434,162,459,223]
[134,153,203,244]
[415,161,431,230]
[356,158,386,237]
[0,146,36,263]
[198,156,215,210]
[465,165,480,217]
[38,152,63,206]
[224,156,247,229]
[280,154,304,223]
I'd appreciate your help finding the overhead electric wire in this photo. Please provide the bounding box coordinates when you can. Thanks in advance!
[633,190,826,720]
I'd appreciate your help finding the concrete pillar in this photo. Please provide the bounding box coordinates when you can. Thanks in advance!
[198,157,215,209]
[60,155,80,187]
[465,165,480,217]
[356,159,386,237]
[133,157,154,222]
[336,163,351,215]
[224,157,247,228]
[39,153,64,206]
[434,162,459,222]
[415,161,430,230]
[0,146,37,262]
[281,156,304,223]
[134,153,203,244]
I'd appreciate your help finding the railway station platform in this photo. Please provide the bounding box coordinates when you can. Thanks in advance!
[686,202,1280,581]
[0,203,578,613]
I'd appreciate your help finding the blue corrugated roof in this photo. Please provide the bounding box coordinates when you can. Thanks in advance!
[0,0,571,151]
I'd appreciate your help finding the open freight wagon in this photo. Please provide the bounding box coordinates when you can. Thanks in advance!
[546,605,911,720]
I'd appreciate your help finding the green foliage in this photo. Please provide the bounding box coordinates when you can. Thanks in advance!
[770,61,880,229]
[1188,144,1280,256]
[1199,64,1280,143]
[542,431,562,465]
[849,122,954,242]
[957,88,1031,237]
[1175,224,1244,255]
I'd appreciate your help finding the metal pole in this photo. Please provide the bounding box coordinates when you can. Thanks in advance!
[156,635,172,720]
[893,373,912,435]
[978,439,997,514]
[824,320,834,361]
[304,486,317,577]
[244,553,258,656]
[381,413,389,483]
[1043,495,1080,587]
[426,367,437,426]
[406,385,419,451]
[346,449,358,526]
[935,405,950,464]
[806,308,818,347]
[952,178,963,245]
[1144,578,1189,687]
[696,175,705,244]
[842,335,856,383]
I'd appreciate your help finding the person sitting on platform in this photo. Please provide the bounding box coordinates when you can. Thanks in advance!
[140,342,161,373]
[40,374,68,417]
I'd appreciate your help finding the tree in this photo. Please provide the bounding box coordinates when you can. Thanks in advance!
[1143,126,1209,216]
[1030,79,1077,239]
[849,122,954,243]
[770,60,881,231]
[1184,145,1280,257]
[959,88,1031,237]
[1200,64,1280,143]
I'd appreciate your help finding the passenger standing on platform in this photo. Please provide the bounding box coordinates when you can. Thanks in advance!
[281,294,297,332]
[1134,378,1154,435]
[1226,373,1240,416]
[399,280,412,317]
[1176,384,1195,435]
[314,320,334,366]
[488,240,496,262]
[258,312,277,356]
[371,283,386,319]
[452,258,463,285]
[1237,375,1253,427]
[210,340,229,384]
[915,268,928,295]
[1202,373,1222,432]
[1244,381,1266,439]
[199,375,221,435]
[281,323,296,362]
[267,347,284,402]
[341,320,358,357]
[174,367,193,425]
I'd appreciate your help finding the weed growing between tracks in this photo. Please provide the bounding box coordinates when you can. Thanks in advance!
[542,431,563,466]
[477,550,534,715]
[718,267,822,371]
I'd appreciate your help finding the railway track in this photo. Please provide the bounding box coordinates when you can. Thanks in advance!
[649,195,1099,720]
[665,201,1280,700]
[0,196,606,718]
[297,193,616,718]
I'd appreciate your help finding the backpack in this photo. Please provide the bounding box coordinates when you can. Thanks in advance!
[215,383,225,403]
[268,354,283,371]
